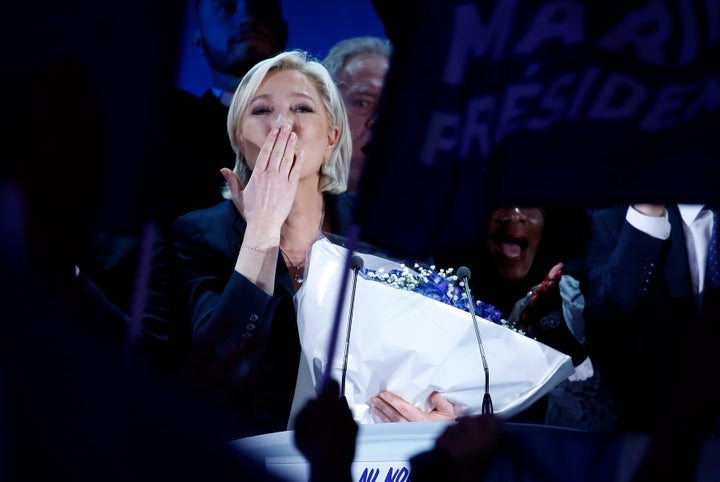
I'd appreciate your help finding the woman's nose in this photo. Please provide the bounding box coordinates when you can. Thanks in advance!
[272,114,292,130]
[495,206,527,223]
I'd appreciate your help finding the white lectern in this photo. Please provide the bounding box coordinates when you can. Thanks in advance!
[231,422,720,482]
[232,421,449,481]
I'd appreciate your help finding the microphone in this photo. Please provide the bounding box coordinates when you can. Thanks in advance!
[457,266,493,415]
[456,266,471,284]
[340,255,364,397]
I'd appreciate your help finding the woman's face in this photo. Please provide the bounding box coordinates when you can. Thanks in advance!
[238,69,339,182]
[487,206,544,281]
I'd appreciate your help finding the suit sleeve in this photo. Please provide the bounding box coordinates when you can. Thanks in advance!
[172,213,280,372]
[583,208,666,329]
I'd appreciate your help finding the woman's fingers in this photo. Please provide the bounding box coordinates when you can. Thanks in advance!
[526,262,565,308]
[371,391,456,423]
[251,126,298,180]
[377,391,419,422]
[278,131,297,178]
[267,125,293,172]
[220,168,241,196]
[254,127,280,173]
[547,262,563,282]
[429,391,456,419]
[371,402,395,423]
[288,149,304,184]
[371,393,408,423]
[239,126,301,230]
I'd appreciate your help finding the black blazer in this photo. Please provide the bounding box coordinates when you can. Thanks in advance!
[171,194,354,435]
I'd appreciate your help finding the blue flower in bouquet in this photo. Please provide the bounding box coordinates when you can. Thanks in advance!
[416,271,451,301]
[359,264,505,325]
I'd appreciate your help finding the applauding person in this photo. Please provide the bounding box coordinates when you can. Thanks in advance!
[584,203,720,435]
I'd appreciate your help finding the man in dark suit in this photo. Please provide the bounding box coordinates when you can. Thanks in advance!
[170,0,289,216]
[583,203,720,437]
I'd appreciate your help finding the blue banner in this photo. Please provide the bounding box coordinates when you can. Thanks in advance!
[356,0,720,257]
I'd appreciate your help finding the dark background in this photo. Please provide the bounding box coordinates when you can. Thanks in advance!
[176,0,386,96]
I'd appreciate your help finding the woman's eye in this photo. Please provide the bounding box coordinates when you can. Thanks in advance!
[293,105,314,113]
[251,107,271,115]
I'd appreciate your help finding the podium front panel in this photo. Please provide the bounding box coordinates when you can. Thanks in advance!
[232,421,720,482]
[231,421,450,481]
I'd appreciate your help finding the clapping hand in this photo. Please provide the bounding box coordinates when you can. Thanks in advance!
[507,262,563,335]
[507,262,588,365]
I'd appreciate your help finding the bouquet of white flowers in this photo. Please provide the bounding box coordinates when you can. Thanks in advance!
[293,237,574,424]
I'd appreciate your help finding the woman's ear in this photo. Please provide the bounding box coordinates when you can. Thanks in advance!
[324,125,341,159]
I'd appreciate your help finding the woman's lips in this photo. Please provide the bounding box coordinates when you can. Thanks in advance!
[498,242,523,258]
[494,238,528,260]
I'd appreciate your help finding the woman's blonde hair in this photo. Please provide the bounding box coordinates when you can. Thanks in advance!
[223,50,351,197]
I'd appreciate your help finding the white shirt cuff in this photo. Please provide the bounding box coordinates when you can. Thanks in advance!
[626,206,671,240]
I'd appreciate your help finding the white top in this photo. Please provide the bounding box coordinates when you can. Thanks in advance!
[678,204,714,309]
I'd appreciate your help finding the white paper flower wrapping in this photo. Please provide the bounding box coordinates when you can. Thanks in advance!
[295,237,575,424]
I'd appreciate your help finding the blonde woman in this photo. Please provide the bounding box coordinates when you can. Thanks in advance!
[172,50,352,436]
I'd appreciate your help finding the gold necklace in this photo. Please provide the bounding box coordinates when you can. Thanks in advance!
[279,247,305,284]
[280,203,326,285]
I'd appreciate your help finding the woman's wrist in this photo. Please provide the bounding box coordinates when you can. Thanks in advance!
[240,244,273,254]
[241,227,280,251]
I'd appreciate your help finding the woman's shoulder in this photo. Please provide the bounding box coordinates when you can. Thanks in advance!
[176,199,235,222]
[173,200,240,234]
[172,200,245,255]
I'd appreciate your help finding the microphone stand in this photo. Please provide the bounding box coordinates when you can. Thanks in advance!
[340,255,364,397]
[321,225,359,395]
[458,266,493,415]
